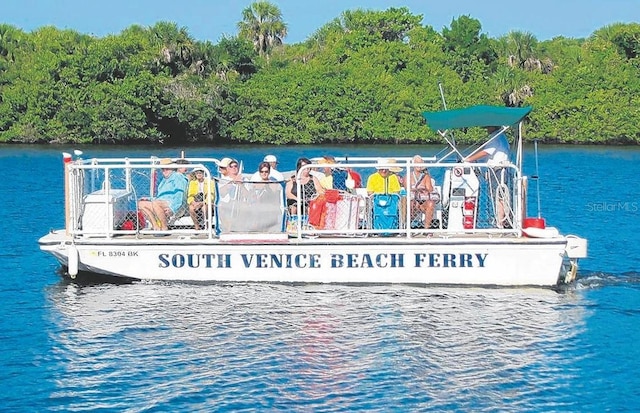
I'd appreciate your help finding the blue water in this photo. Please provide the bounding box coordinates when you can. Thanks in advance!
[1,144,639,412]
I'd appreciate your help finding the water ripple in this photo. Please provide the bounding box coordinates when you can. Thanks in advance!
[31,283,592,411]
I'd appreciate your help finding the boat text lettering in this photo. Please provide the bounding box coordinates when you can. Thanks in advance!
[97,250,138,257]
[156,252,489,269]
[331,253,404,268]
[241,253,321,268]
[158,253,231,268]
[414,253,487,268]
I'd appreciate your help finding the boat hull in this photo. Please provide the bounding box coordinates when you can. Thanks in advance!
[40,231,570,286]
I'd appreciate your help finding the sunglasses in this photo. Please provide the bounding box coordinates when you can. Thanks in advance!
[229,164,238,168]
[260,169,269,173]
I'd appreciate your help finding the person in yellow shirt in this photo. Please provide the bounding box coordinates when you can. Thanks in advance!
[366,160,402,194]
[187,167,216,230]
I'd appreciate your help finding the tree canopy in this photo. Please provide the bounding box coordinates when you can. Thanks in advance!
[0,2,639,145]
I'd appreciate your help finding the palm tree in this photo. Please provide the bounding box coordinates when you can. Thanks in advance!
[149,22,195,75]
[505,30,537,68]
[237,0,287,58]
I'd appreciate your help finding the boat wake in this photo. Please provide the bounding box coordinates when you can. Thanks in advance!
[574,270,640,289]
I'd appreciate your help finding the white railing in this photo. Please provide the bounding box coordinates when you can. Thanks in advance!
[64,157,523,240]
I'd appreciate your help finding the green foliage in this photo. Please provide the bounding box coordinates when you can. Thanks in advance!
[212,36,258,78]
[442,15,498,81]
[0,6,638,145]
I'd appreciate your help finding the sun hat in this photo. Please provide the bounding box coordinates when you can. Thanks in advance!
[159,158,173,166]
[263,155,277,163]
[387,158,403,173]
[376,158,402,172]
[217,157,234,168]
[317,156,336,165]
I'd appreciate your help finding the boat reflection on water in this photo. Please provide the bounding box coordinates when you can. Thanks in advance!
[45,282,589,411]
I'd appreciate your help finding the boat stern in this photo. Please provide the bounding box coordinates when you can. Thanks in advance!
[559,235,588,284]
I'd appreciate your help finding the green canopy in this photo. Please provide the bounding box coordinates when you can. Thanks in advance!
[422,105,532,131]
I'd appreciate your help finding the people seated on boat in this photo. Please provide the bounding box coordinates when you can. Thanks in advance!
[463,126,510,164]
[175,158,190,178]
[262,154,285,181]
[309,165,325,181]
[316,155,348,190]
[138,158,188,231]
[366,159,402,195]
[187,167,216,230]
[217,157,240,181]
[285,157,324,216]
[463,126,510,228]
[217,157,246,201]
[250,162,283,205]
[346,169,362,189]
[317,156,335,189]
[387,158,405,186]
[408,155,439,229]
[250,161,278,182]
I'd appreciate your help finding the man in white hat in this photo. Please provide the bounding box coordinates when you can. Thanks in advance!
[216,157,247,204]
[217,157,247,184]
[262,155,284,181]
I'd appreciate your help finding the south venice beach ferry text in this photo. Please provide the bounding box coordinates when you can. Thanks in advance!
[157,252,488,269]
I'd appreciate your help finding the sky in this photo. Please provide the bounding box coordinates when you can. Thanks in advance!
[4,0,639,44]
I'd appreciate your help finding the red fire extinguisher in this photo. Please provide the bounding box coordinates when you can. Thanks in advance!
[463,196,476,229]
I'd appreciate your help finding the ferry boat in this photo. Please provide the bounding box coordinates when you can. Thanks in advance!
[39,105,587,286]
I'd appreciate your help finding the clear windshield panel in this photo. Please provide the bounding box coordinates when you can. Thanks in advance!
[216,181,286,233]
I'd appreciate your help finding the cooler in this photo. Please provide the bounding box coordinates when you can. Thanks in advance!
[81,189,133,233]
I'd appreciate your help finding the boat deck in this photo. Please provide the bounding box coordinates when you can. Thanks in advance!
[41,228,567,247]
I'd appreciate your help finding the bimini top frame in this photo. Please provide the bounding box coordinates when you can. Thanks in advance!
[422,105,532,169]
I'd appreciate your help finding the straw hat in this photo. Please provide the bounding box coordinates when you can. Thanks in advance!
[376,158,402,173]
[317,157,336,165]
[388,159,402,173]
[159,158,173,166]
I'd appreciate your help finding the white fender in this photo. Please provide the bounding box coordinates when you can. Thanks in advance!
[522,226,559,238]
[67,245,79,278]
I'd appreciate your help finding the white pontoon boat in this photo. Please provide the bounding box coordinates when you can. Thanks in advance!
[39,105,587,286]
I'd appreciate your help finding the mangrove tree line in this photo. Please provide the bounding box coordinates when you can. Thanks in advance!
[1,2,639,145]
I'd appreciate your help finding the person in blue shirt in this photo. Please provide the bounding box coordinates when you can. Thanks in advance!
[139,159,188,230]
